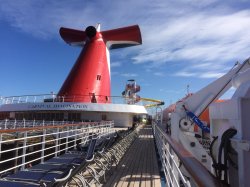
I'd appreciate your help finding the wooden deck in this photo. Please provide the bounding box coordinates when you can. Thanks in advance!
[104,125,161,187]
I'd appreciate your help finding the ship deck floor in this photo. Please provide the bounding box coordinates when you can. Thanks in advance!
[103,124,161,187]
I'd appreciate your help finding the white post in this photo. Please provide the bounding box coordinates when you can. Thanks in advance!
[74,126,77,149]
[21,131,27,170]
[14,119,16,129]
[4,119,7,129]
[41,129,46,163]
[66,126,69,151]
[55,127,59,157]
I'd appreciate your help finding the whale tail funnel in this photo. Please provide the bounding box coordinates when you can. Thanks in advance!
[58,24,142,103]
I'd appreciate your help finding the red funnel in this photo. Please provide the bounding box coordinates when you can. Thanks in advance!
[58,24,142,103]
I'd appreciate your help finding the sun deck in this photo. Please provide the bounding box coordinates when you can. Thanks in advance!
[0,121,162,187]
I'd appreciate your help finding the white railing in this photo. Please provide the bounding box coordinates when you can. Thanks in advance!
[0,94,144,105]
[0,119,110,130]
[0,121,114,176]
[153,123,191,187]
[0,94,161,108]
[152,123,222,187]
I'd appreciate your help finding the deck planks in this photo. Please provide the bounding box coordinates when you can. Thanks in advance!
[104,125,161,187]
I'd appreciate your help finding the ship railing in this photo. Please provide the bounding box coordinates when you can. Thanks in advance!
[0,94,144,105]
[0,120,114,176]
[0,119,112,130]
[152,123,224,187]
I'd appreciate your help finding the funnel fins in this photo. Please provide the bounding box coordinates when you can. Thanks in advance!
[59,27,86,46]
[102,25,142,49]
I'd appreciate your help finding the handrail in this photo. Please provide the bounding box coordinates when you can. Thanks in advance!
[0,94,160,108]
[0,94,143,105]
[0,120,113,132]
[153,123,225,187]
[0,121,114,175]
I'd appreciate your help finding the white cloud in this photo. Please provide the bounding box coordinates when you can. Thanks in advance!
[173,61,228,78]
[133,9,250,78]
[121,73,138,77]
[1,0,250,80]
[135,10,250,64]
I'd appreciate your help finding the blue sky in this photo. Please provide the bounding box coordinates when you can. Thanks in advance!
[1,0,250,106]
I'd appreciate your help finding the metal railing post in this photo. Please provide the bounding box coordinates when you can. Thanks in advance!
[21,131,27,170]
[55,127,59,157]
[14,134,19,173]
[41,128,46,163]
[14,119,16,129]
[4,119,7,129]
[74,126,77,149]
[23,119,26,128]
[33,119,35,127]
[66,126,69,151]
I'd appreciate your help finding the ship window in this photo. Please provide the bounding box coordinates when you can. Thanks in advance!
[51,113,55,120]
[68,112,81,121]
[97,75,101,80]
[101,114,107,120]
[0,112,9,120]
[42,113,45,120]
[35,113,40,120]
